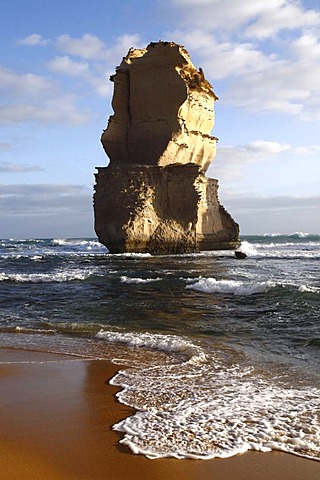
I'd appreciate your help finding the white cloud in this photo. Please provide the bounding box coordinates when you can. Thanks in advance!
[47,55,112,97]
[165,0,320,119]
[109,33,144,60]
[223,57,320,117]
[0,65,90,125]
[49,33,145,98]
[214,140,300,165]
[56,34,107,61]
[291,33,320,59]
[1,32,140,126]
[170,0,279,31]
[0,101,90,126]
[0,162,44,173]
[245,141,291,154]
[244,1,320,39]
[221,139,320,160]
[18,33,49,46]
[55,33,142,62]
[48,56,90,76]
[87,70,112,97]
[170,0,320,37]
[170,30,273,80]
[0,66,58,99]
[292,144,320,155]
[171,29,320,116]
[207,139,320,187]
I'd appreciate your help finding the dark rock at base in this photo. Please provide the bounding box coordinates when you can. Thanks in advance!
[235,251,247,259]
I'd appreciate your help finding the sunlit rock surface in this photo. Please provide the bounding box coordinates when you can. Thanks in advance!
[94,41,239,254]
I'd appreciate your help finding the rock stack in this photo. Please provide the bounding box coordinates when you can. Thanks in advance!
[94,41,239,254]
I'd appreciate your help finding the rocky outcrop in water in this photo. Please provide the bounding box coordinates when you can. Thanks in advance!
[94,41,239,254]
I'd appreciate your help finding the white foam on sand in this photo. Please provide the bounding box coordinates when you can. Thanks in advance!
[108,338,320,461]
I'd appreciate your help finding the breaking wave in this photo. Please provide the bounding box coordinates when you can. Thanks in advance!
[51,238,102,248]
[120,276,162,284]
[186,277,273,296]
[0,270,95,283]
[96,329,203,361]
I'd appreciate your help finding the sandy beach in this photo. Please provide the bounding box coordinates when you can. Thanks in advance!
[1,348,319,480]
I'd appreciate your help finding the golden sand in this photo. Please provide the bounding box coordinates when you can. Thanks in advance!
[1,348,319,480]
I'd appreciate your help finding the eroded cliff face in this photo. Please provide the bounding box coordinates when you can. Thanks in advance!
[101,41,217,172]
[94,41,239,254]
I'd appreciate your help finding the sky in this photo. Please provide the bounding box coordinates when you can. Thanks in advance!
[1,0,320,238]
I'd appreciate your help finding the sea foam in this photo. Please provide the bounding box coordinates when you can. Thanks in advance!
[110,354,320,461]
[0,270,94,283]
[51,238,102,248]
[238,240,258,256]
[120,276,161,284]
[96,329,202,360]
[186,277,273,296]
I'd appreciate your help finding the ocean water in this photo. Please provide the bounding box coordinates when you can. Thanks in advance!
[0,234,319,461]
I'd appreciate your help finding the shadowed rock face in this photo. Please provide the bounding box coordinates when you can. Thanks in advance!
[94,41,239,254]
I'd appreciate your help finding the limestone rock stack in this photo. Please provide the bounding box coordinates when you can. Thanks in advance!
[94,41,239,254]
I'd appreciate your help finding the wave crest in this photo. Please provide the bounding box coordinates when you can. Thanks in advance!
[120,276,161,284]
[0,271,94,283]
[186,278,273,296]
[96,329,203,360]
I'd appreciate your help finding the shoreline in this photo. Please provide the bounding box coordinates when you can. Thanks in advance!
[1,348,319,480]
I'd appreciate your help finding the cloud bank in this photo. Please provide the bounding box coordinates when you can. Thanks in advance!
[0,184,94,238]
[165,0,320,119]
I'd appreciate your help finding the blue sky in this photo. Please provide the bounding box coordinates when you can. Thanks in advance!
[1,0,320,238]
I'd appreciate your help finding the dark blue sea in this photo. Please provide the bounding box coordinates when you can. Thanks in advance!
[0,234,319,460]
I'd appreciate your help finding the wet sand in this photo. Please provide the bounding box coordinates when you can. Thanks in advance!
[1,348,319,480]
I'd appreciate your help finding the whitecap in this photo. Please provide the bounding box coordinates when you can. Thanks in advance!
[299,284,320,294]
[96,329,203,360]
[14,326,56,335]
[120,276,161,284]
[112,252,152,258]
[238,241,258,256]
[0,270,94,283]
[30,255,43,261]
[51,238,102,249]
[186,277,273,296]
[289,232,309,238]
